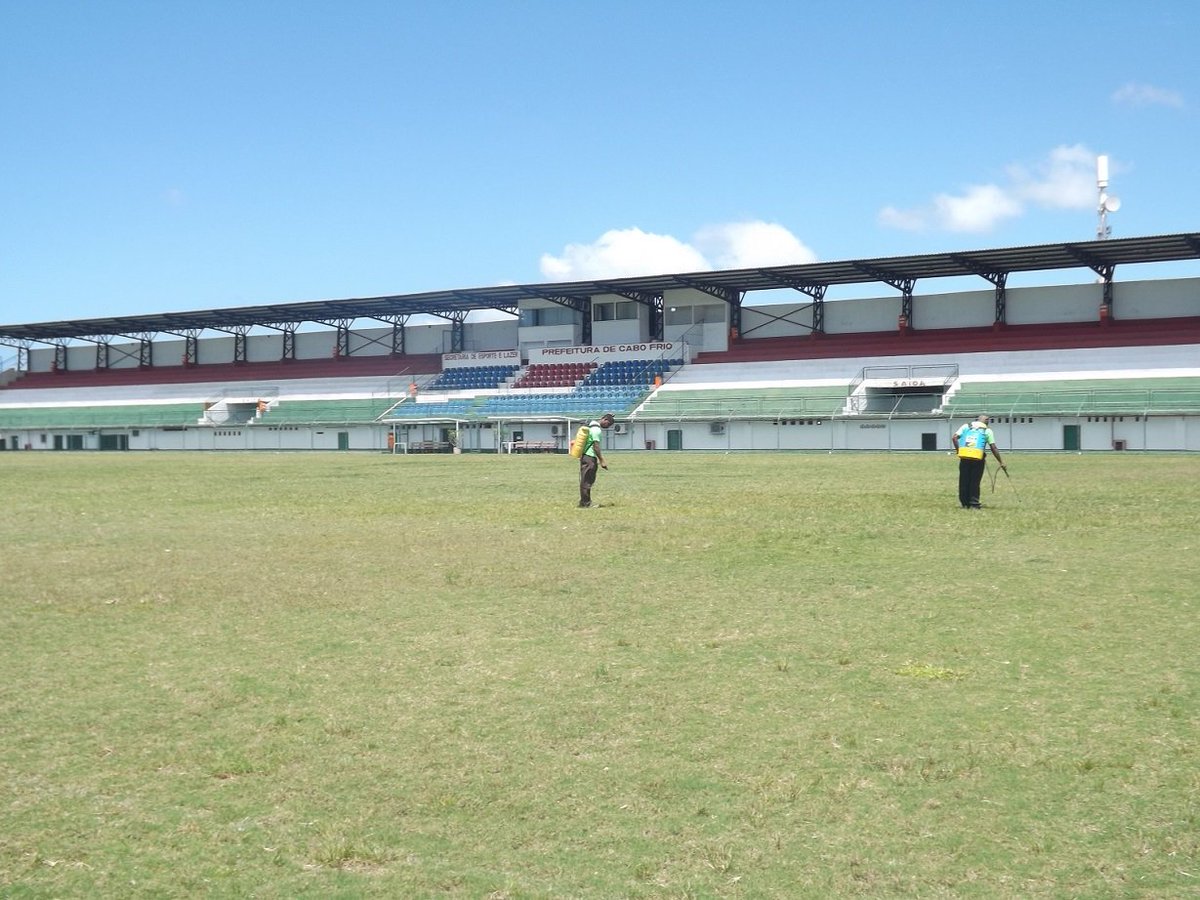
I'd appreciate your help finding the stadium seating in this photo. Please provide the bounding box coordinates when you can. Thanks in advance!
[384,399,481,419]
[0,403,204,429]
[943,377,1200,417]
[511,362,594,388]
[583,358,684,387]
[426,365,520,391]
[474,385,647,418]
[638,385,848,419]
[254,398,400,425]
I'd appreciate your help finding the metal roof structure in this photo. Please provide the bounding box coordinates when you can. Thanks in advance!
[2,231,1197,344]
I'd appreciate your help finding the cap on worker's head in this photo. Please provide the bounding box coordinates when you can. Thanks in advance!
[600,412,615,425]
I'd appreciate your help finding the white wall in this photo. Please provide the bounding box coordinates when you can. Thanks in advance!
[1110,277,1200,320]
[824,295,902,333]
[738,302,812,338]
[1006,282,1104,325]
[7,410,1200,454]
[592,320,646,346]
[737,277,1197,334]
[916,288,995,329]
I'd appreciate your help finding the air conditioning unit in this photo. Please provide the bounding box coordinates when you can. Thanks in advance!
[710,421,726,435]
[613,422,629,435]
[550,424,563,437]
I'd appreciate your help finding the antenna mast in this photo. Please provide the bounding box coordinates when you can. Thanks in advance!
[1096,155,1121,240]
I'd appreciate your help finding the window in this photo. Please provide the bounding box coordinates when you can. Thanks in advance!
[665,306,691,326]
[520,306,576,327]
[593,301,638,321]
[665,304,726,325]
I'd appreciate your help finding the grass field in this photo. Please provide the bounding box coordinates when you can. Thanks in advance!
[1,450,1197,898]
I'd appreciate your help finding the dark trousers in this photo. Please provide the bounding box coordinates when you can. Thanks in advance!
[958,457,986,508]
[579,455,599,506]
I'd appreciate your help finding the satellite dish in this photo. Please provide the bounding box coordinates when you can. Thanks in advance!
[1102,194,1122,213]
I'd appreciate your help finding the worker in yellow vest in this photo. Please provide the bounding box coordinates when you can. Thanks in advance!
[952,414,1006,509]
[577,413,614,508]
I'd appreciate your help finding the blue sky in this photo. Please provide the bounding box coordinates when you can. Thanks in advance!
[1,0,1197,327]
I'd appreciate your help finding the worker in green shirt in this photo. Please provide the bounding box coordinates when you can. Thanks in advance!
[953,414,1006,508]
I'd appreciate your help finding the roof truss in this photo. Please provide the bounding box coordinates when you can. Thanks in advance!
[2,232,1197,343]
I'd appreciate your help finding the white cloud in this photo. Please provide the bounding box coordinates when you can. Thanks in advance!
[1007,144,1097,210]
[877,205,927,232]
[877,183,1022,234]
[878,145,1101,234]
[876,207,917,232]
[694,221,818,269]
[932,184,1024,233]
[1112,82,1185,109]
[540,227,707,281]
[539,221,814,281]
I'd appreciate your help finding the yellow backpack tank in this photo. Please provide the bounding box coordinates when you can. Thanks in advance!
[569,424,590,459]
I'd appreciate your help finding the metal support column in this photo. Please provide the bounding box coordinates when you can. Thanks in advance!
[161,328,202,366]
[949,255,1010,326]
[261,322,298,362]
[0,341,33,373]
[212,326,252,364]
[778,280,826,334]
[579,304,591,347]
[728,288,744,337]
[1097,265,1115,318]
[136,334,154,368]
[1066,246,1118,320]
[367,314,410,356]
[857,264,916,329]
[992,272,1008,324]
[315,318,355,358]
[810,285,826,334]
[449,310,467,353]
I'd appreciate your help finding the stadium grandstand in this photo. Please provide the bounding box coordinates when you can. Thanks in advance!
[2,232,1199,453]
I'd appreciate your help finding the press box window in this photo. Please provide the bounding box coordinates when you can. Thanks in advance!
[519,307,577,327]
[666,304,725,325]
[593,301,639,321]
